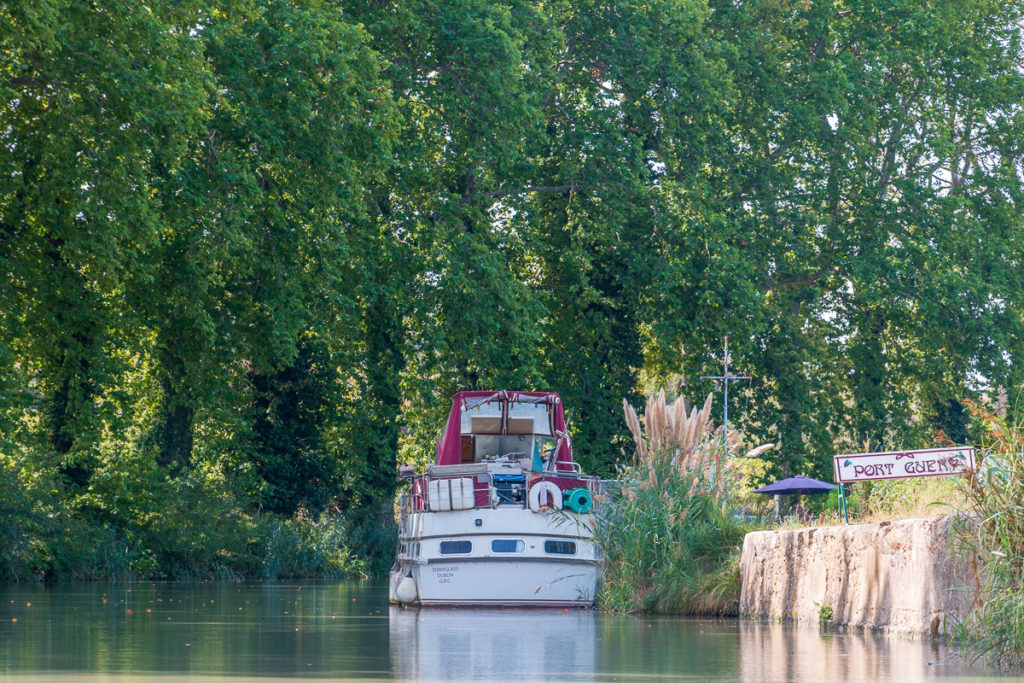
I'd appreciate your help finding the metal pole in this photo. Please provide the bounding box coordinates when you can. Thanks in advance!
[700,338,750,465]
[840,483,849,524]
[723,336,729,455]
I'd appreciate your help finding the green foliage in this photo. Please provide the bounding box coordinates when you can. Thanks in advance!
[247,337,339,515]
[597,465,753,615]
[599,392,759,614]
[845,476,959,521]
[819,604,833,622]
[652,0,1024,477]
[4,0,1024,581]
[346,515,400,578]
[0,454,367,581]
[260,512,367,580]
[952,398,1024,668]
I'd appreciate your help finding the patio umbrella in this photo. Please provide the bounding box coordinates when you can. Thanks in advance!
[753,475,836,496]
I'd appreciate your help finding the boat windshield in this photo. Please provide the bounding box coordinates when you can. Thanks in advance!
[457,398,558,463]
[458,399,554,437]
[472,434,558,462]
[460,399,503,435]
[508,401,552,435]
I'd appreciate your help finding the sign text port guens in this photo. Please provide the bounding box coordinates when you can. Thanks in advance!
[833,447,975,484]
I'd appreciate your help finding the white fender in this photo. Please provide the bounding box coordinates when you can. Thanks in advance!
[453,477,475,510]
[528,481,563,512]
[395,575,418,604]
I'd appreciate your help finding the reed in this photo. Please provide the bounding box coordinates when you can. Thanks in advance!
[260,513,367,580]
[952,398,1024,668]
[598,390,766,615]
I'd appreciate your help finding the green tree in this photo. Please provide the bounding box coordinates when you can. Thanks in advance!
[1,0,215,482]
[350,0,551,467]
[248,336,338,514]
[140,0,396,475]
[523,0,732,472]
[652,0,1024,478]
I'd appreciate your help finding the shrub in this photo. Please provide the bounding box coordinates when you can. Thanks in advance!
[261,510,366,580]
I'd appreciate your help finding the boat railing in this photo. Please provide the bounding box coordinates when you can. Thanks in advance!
[406,467,601,513]
[398,492,413,524]
[529,470,602,496]
[409,470,495,512]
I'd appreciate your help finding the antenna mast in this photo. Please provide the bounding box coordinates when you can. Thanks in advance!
[700,336,751,457]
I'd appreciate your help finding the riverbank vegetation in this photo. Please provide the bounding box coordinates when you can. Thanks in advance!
[4,0,1024,580]
[0,455,370,581]
[596,390,765,614]
[952,401,1024,668]
[832,476,962,523]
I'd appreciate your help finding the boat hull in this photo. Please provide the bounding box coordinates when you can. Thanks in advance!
[390,507,599,607]
[406,558,597,607]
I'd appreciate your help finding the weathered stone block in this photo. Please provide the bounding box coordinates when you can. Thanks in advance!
[739,516,973,636]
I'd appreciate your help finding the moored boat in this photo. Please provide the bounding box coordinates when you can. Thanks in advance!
[389,390,601,607]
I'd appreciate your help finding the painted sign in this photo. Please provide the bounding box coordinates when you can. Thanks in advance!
[833,447,975,484]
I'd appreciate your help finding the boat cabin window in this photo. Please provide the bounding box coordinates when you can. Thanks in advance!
[490,539,525,553]
[460,399,554,436]
[544,540,576,555]
[439,540,472,555]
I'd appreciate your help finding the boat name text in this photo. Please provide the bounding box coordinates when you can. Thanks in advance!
[432,565,460,584]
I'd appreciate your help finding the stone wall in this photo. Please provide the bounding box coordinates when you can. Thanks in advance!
[739,516,974,636]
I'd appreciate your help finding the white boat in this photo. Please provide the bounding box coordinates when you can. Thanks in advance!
[389,390,601,607]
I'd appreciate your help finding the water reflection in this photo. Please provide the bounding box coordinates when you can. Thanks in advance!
[0,582,1013,681]
[389,608,595,680]
[388,611,1004,682]
[740,620,936,681]
[735,620,999,683]
[0,582,392,678]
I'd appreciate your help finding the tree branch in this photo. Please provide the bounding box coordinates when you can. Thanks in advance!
[484,184,580,199]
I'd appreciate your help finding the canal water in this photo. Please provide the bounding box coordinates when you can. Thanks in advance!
[0,581,1015,681]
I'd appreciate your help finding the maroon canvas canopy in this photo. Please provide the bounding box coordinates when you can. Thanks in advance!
[435,390,572,467]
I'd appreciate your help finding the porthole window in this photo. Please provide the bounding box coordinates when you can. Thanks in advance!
[544,540,576,555]
[491,539,525,553]
[439,540,472,555]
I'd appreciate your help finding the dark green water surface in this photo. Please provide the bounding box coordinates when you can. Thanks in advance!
[0,582,1016,681]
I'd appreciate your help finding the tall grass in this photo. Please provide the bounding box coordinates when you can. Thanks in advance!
[347,512,399,577]
[953,399,1024,668]
[596,390,765,614]
[839,476,962,522]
